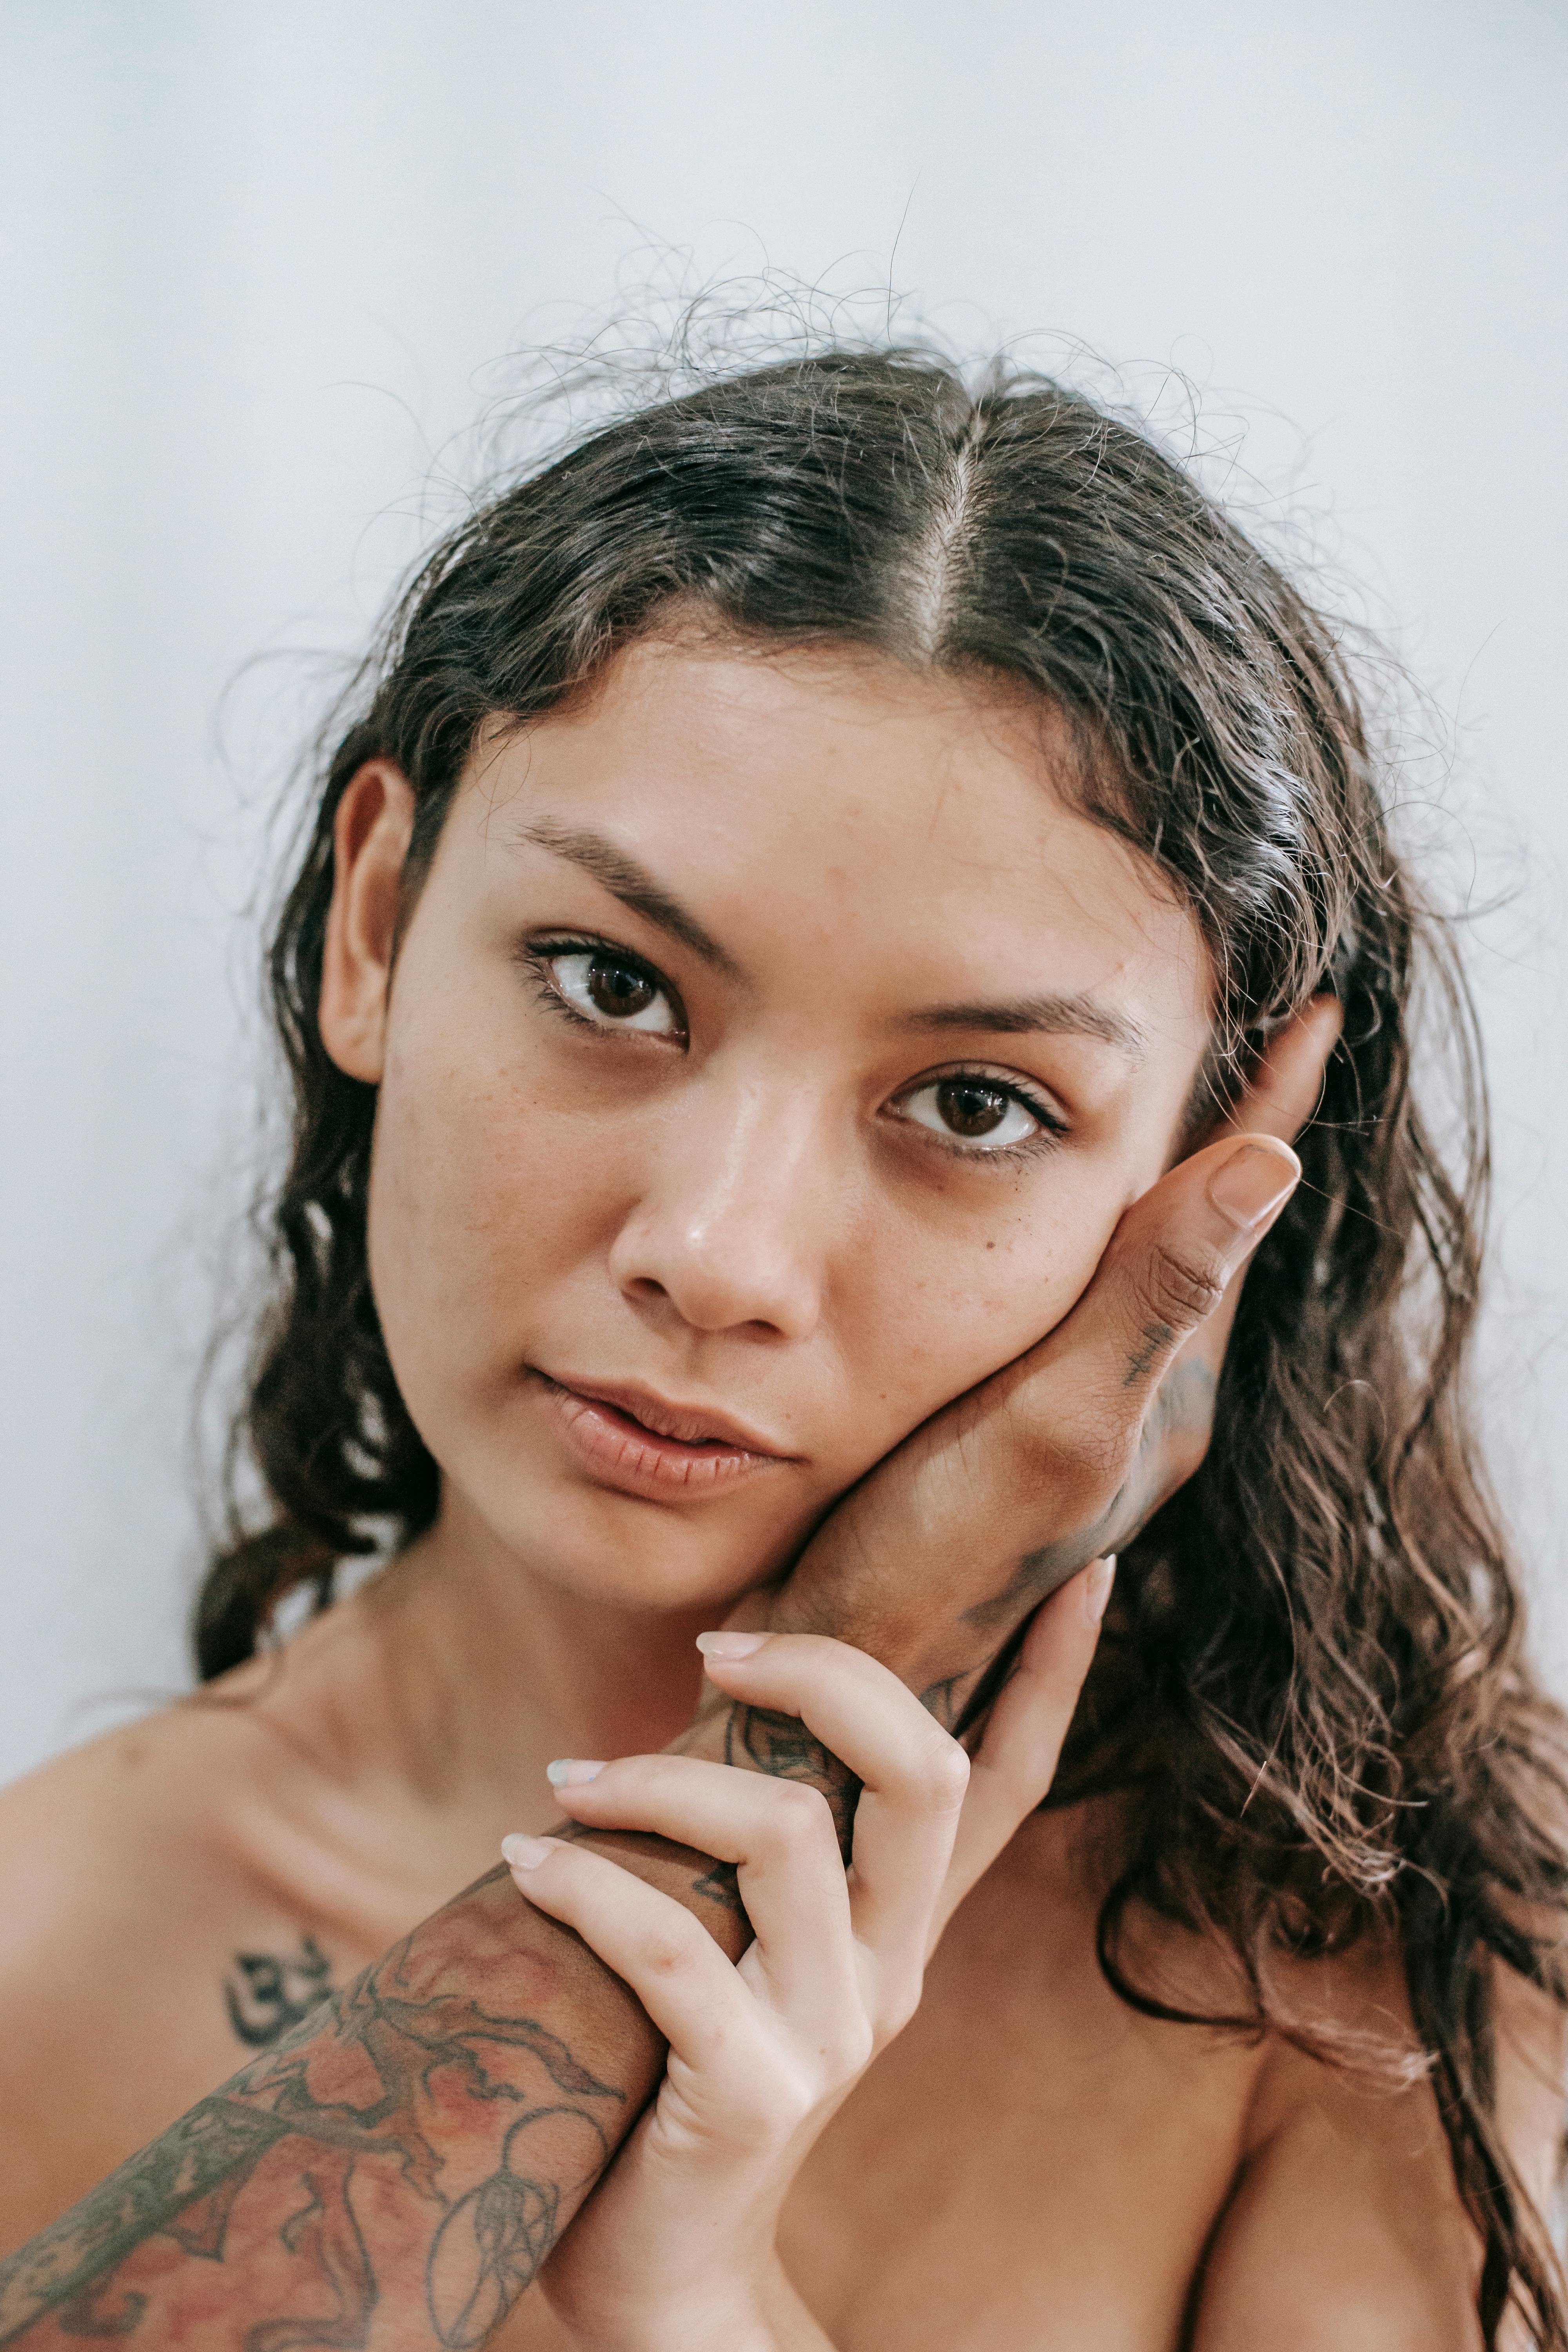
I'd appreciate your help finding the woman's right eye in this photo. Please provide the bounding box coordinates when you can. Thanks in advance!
[541,948,683,1038]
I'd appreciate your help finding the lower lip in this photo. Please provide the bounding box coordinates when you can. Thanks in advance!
[535,1378,786,1502]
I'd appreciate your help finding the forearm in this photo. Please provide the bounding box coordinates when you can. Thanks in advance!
[0,1683,863,2352]
[0,1786,770,2348]
[0,1620,1013,2347]
[0,1502,1044,2352]
[0,1592,1031,2352]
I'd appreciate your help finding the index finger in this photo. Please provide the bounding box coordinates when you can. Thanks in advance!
[695,1633,970,1961]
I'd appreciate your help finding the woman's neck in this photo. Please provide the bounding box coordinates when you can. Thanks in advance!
[245,1487,712,1872]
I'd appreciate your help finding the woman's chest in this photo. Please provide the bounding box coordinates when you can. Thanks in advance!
[775,1852,1264,2350]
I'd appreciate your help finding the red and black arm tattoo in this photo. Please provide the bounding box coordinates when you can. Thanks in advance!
[0,1696,846,2352]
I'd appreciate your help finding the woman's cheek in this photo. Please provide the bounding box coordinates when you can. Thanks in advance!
[365,1026,564,1405]
[858,1170,1129,1426]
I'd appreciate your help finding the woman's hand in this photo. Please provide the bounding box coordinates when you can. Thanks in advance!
[503,1565,1110,2352]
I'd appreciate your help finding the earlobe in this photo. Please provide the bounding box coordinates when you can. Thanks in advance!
[318,760,417,1084]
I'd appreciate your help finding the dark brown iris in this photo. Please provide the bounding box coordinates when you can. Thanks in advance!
[937,1078,1009,1137]
[588,958,656,1019]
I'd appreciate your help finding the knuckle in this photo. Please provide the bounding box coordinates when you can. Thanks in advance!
[710,2044,818,2141]
[702,2082,794,2152]
[644,1916,706,1978]
[726,2051,796,2125]
[920,1735,971,1814]
[824,2013,877,2081]
[766,1780,836,1847]
[1140,1240,1227,1333]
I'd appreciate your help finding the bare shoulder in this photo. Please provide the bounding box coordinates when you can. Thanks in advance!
[0,1687,367,2249]
[1188,1925,1559,2352]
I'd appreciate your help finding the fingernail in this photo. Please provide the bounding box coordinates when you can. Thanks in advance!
[1207,1140,1299,1233]
[1083,1556,1116,1626]
[545,1759,604,1789]
[695,1630,771,1660]
[501,1834,554,1871]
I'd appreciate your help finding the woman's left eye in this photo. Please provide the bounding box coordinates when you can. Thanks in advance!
[895,1074,1056,1153]
[543,949,682,1037]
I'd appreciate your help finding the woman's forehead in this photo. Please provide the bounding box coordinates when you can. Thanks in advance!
[459,633,1213,1039]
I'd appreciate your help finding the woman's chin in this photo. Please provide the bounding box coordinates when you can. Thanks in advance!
[457,1473,804,1621]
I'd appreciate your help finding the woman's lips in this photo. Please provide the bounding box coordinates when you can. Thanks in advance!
[532,1371,794,1500]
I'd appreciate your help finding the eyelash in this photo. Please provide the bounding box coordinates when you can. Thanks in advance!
[519,931,1070,1162]
[521,933,688,1041]
[894,1072,1069,1165]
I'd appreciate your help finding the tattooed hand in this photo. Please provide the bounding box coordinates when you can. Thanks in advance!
[767,1000,1340,1719]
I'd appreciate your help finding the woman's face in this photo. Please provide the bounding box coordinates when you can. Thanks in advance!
[324,633,1213,1616]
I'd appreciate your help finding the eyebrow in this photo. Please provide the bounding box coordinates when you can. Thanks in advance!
[521,818,1144,1057]
[520,820,743,978]
[897,994,1147,1060]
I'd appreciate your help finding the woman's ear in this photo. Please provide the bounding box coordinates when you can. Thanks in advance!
[318,760,417,1083]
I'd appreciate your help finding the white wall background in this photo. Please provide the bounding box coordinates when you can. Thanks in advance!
[2,0,1565,1785]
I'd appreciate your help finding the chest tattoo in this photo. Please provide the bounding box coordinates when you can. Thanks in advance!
[222,1932,335,2047]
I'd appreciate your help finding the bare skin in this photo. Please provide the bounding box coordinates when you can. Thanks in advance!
[0,637,1557,2347]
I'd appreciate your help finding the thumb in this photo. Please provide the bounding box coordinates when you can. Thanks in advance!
[942,1130,1301,1652]
[1030,1129,1301,1425]
[1146,992,1344,1409]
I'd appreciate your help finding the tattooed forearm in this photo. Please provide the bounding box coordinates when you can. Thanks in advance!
[0,1866,657,2348]
[224,1934,335,2048]
[0,1693,853,2351]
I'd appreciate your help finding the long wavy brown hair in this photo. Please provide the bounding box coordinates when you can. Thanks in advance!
[198,344,1568,2342]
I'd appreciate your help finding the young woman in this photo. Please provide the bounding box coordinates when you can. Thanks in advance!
[0,346,1564,2351]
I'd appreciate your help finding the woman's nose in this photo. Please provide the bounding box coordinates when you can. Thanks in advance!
[606,1073,834,1343]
